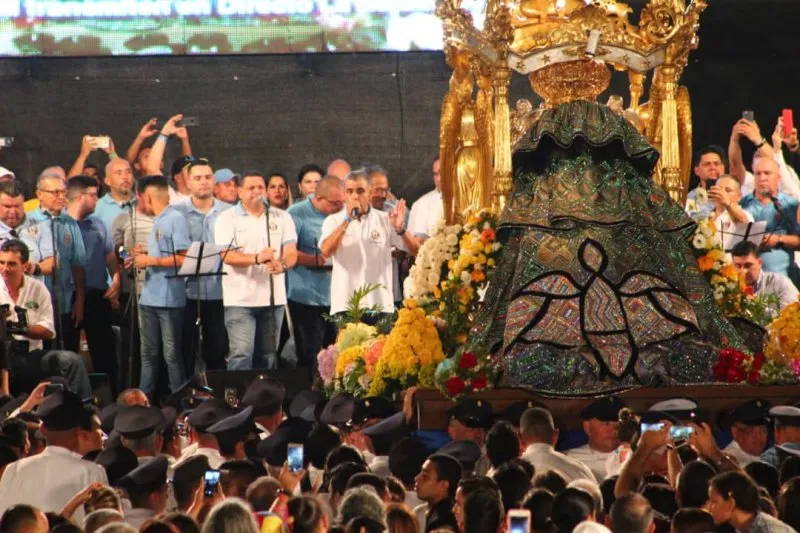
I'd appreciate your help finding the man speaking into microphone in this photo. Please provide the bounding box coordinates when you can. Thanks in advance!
[320,169,417,322]
[740,155,800,287]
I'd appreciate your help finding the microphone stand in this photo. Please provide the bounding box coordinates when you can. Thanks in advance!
[124,203,138,388]
[264,201,277,368]
[47,212,65,350]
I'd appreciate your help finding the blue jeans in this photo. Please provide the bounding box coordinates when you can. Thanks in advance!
[225,305,285,370]
[138,305,186,399]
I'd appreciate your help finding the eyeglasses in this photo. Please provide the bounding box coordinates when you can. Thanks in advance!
[38,188,66,196]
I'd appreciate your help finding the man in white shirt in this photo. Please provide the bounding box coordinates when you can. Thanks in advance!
[408,157,444,242]
[708,176,753,233]
[520,407,596,484]
[685,146,727,220]
[722,399,770,467]
[0,390,108,522]
[320,170,415,317]
[0,239,92,398]
[566,397,626,482]
[177,398,231,469]
[215,171,298,370]
[732,241,798,315]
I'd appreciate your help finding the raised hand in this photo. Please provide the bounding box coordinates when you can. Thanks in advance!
[137,118,159,140]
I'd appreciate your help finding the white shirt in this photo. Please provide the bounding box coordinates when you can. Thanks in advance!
[126,507,156,528]
[521,443,597,484]
[0,445,109,522]
[723,440,761,467]
[714,208,755,235]
[168,187,190,206]
[214,204,297,307]
[321,208,403,315]
[190,447,226,469]
[369,455,391,478]
[0,275,55,352]
[408,189,443,238]
[741,151,800,200]
[565,444,612,482]
[753,270,799,314]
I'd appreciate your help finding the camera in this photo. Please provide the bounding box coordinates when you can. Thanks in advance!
[0,304,28,336]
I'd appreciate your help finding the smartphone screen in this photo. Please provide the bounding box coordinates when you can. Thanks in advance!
[508,511,531,533]
[204,470,220,497]
[287,443,304,473]
[669,425,694,441]
[784,109,794,136]
[641,422,665,433]
[44,383,64,396]
[742,110,755,122]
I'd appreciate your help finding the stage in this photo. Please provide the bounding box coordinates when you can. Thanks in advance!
[412,385,800,431]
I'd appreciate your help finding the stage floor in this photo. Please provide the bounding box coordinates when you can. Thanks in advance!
[413,385,800,430]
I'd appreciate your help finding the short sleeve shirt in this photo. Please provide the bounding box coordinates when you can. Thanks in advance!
[139,206,191,308]
[740,193,799,277]
[286,199,332,307]
[76,215,114,291]
[408,189,443,238]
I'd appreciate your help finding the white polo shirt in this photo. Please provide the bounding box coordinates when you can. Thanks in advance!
[214,204,297,308]
[408,189,443,238]
[321,208,402,315]
[0,275,55,352]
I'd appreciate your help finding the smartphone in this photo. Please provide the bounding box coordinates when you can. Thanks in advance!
[44,383,64,396]
[669,425,694,441]
[118,246,130,262]
[641,422,665,433]
[178,116,200,127]
[706,178,718,189]
[0,137,14,148]
[204,469,220,497]
[287,443,304,473]
[508,509,531,533]
[784,109,794,137]
[87,136,110,150]
[742,110,755,122]
[224,388,239,407]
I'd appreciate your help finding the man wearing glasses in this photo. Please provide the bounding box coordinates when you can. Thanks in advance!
[66,176,120,395]
[287,175,345,378]
[29,169,88,352]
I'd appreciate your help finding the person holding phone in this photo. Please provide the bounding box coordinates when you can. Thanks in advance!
[685,145,728,220]
[721,399,771,467]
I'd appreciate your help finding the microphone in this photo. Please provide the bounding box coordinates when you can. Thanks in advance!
[350,207,360,220]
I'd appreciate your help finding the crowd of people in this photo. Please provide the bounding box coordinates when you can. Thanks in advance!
[0,108,797,533]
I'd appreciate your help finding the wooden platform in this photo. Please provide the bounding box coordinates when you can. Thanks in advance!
[413,385,800,430]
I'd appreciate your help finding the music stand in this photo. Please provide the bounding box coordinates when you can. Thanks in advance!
[719,221,768,252]
[167,240,238,383]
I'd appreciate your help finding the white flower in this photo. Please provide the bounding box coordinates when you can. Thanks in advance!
[714,285,725,300]
[483,222,491,230]
[686,200,698,213]
[692,233,707,249]
[713,261,723,271]
[460,271,472,286]
[492,242,501,252]
[696,188,709,204]
[445,233,459,246]
[427,272,440,287]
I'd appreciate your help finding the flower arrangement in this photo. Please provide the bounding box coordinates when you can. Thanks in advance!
[367,301,446,399]
[764,301,800,370]
[404,220,461,304]
[713,346,798,385]
[691,218,776,326]
[434,349,499,400]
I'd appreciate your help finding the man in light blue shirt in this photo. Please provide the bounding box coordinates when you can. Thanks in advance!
[66,176,121,394]
[30,171,88,352]
[94,158,135,232]
[287,176,344,377]
[685,145,727,221]
[172,159,232,374]
[133,176,191,400]
[0,182,54,279]
[739,156,800,288]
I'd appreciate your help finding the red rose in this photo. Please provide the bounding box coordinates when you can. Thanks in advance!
[747,370,761,384]
[744,286,755,297]
[459,352,478,370]
[713,361,728,381]
[727,366,745,383]
[446,377,466,397]
[471,373,488,390]
[752,353,765,372]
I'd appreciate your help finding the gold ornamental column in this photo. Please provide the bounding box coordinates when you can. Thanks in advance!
[659,63,682,203]
[492,63,512,213]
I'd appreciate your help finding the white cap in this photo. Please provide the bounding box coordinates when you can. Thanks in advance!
[573,522,612,533]
[649,398,698,412]
[0,166,15,179]
[769,405,800,417]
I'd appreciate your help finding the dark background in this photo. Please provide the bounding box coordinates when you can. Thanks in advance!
[0,0,797,203]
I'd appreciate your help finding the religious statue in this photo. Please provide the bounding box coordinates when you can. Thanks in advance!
[453,103,487,219]
[439,44,474,224]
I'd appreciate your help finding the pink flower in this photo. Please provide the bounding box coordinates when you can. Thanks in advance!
[317,344,338,384]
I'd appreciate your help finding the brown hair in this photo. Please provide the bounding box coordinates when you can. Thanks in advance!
[385,503,420,533]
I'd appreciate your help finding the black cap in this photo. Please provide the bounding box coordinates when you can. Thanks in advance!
[289,390,326,420]
[446,398,493,429]
[389,437,429,481]
[99,403,123,435]
[114,406,166,439]
[186,398,232,432]
[161,407,178,438]
[181,396,209,412]
[207,406,257,442]
[171,156,197,178]
[770,406,800,427]
[35,391,91,430]
[726,399,771,428]
[438,439,482,473]
[119,455,170,494]
[498,400,547,427]
[95,445,139,486]
[581,396,627,422]
[164,376,213,411]
[1,395,28,420]
[350,397,396,426]
[319,393,355,426]
[257,418,313,467]
[173,455,210,487]
[241,378,285,417]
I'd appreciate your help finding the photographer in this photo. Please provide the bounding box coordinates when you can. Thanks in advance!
[0,239,92,398]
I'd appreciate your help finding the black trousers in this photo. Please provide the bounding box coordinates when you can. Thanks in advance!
[116,291,141,390]
[288,300,336,380]
[183,298,228,373]
[81,288,119,396]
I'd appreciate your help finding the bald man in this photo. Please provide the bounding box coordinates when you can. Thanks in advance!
[95,158,135,231]
[709,175,752,234]
[327,159,351,180]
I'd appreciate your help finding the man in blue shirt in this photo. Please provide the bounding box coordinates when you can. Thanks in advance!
[66,176,121,395]
[30,171,88,352]
[172,159,231,373]
[685,145,727,221]
[0,182,55,279]
[133,176,191,400]
[94,158,135,232]
[739,156,800,288]
[286,176,344,377]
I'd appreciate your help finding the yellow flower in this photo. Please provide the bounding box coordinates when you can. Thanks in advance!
[487,258,496,268]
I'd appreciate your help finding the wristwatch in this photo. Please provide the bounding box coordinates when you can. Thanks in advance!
[280,260,290,272]
[396,227,407,236]
[755,138,767,149]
